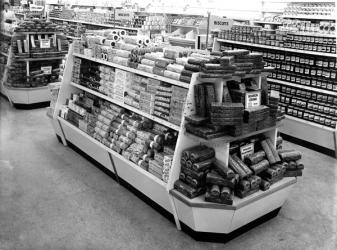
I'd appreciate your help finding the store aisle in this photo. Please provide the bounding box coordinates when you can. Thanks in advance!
[0,97,336,250]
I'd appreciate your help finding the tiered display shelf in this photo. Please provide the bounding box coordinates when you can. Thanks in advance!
[0,29,66,107]
[50,44,297,236]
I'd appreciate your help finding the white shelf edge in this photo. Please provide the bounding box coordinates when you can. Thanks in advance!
[16,56,65,62]
[252,21,283,25]
[285,115,336,131]
[168,37,196,43]
[268,78,337,96]
[57,116,168,187]
[282,15,336,20]
[70,82,181,131]
[73,53,190,89]
[217,39,337,58]
[49,17,139,31]
[286,32,336,38]
[185,124,281,145]
[5,85,49,91]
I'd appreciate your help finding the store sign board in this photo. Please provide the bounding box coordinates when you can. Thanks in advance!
[209,16,233,31]
[29,4,44,12]
[40,39,50,49]
[245,91,261,109]
[41,66,52,75]
[115,9,134,21]
[240,143,255,160]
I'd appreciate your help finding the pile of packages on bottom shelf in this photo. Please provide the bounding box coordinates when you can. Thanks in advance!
[59,92,179,183]
[73,32,273,84]
[174,136,304,204]
[71,57,188,126]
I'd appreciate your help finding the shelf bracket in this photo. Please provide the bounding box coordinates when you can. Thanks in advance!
[333,130,337,158]
[57,119,68,146]
[108,152,120,184]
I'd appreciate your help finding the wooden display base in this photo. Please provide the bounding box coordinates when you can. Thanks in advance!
[1,86,51,108]
[180,207,281,242]
[170,177,296,234]
[53,133,289,242]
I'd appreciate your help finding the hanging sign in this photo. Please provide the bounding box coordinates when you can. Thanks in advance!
[115,9,134,21]
[40,39,51,49]
[209,16,233,31]
[41,66,52,75]
[29,4,44,12]
[245,91,261,109]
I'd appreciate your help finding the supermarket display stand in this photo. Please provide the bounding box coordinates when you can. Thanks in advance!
[213,37,337,157]
[51,44,297,239]
[1,30,66,108]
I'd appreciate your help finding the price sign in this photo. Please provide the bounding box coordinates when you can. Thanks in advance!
[29,4,44,12]
[240,143,255,161]
[41,66,52,75]
[209,16,233,31]
[245,91,261,109]
[115,9,134,21]
[40,39,50,49]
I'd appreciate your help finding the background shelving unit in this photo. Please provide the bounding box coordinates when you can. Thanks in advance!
[50,43,297,235]
[1,26,67,107]
[212,0,337,156]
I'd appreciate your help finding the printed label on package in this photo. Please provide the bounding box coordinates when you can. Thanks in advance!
[240,143,254,161]
[245,91,261,108]
[40,39,50,49]
[41,66,52,75]
[209,16,233,30]
[115,9,134,21]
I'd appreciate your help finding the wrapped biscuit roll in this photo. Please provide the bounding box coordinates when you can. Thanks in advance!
[210,185,220,197]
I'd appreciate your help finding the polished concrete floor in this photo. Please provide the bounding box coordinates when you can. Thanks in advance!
[0,97,336,250]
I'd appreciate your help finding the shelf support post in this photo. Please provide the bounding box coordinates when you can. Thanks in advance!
[108,152,120,184]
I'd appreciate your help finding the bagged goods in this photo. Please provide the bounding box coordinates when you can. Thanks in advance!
[213,161,235,179]
[246,151,266,165]
[232,154,253,177]
[174,180,205,199]
[228,155,248,179]
[250,159,269,174]
[167,64,184,73]
[279,150,302,162]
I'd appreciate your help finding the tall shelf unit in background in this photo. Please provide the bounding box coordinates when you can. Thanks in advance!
[213,1,337,156]
[0,26,67,106]
[50,43,297,236]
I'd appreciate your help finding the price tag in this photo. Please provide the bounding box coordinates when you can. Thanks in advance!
[115,9,134,21]
[209,16,233,31]
[240,143,254,160]
[245,91,261,109]
[40,39,50,49]
[41,66,52,75]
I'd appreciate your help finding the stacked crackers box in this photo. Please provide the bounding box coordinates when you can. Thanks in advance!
[210,103,244,126]
[169,86,188,126]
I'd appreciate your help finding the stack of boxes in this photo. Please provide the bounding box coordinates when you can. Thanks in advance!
[169,86,188,126]
[154,83,172,121]
[113,69,132,103]
[98,66,115,98]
